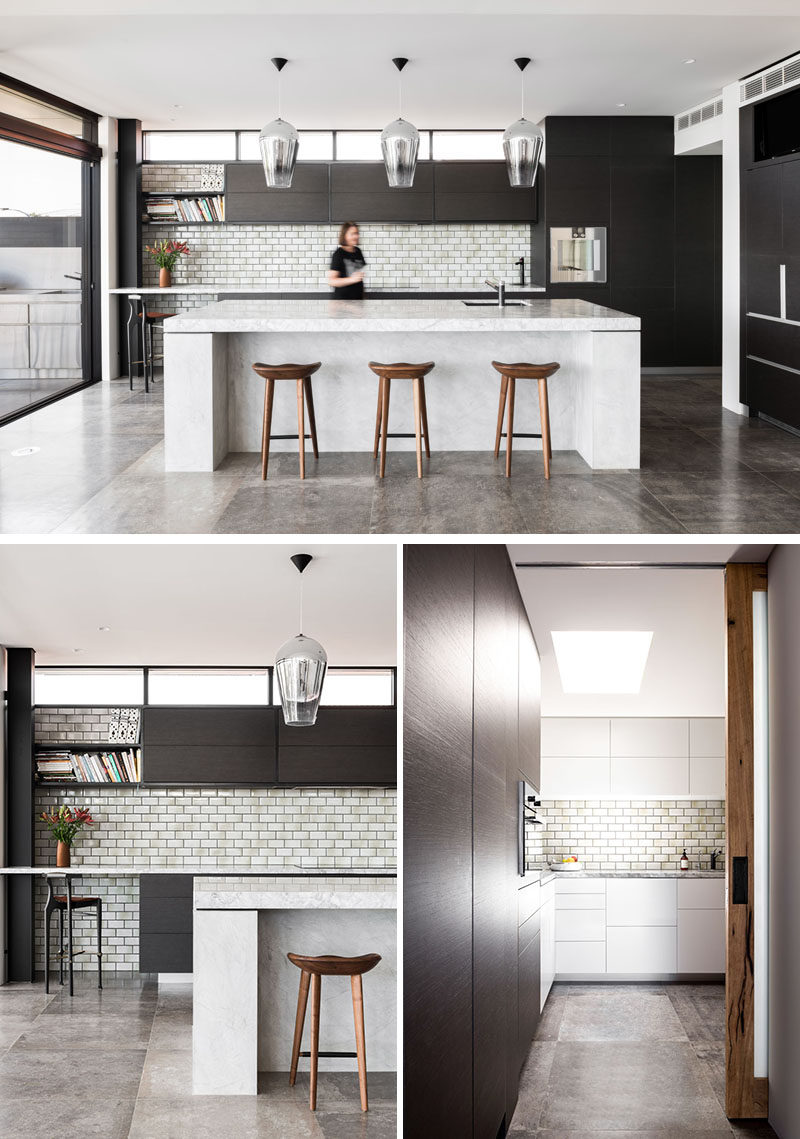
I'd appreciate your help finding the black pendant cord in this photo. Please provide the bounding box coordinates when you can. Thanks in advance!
[392,57,409,120]
[271,57,288,118]
[514,56,531,119]
[290,553,313,634]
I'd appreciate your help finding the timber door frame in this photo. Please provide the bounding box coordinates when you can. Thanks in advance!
[725,561,768,1119]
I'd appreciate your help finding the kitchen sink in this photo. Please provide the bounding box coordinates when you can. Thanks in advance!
[462,300,527,307]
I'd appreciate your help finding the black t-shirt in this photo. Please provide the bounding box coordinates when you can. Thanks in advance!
[330,245,366,299]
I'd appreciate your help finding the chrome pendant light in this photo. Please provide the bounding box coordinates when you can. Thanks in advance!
[275,553,328,727]
[503,57,543,188]
[381,57,420,188]
[259,57,299,189]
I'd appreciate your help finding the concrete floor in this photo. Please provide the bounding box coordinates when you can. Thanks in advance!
[510,982,777,1138]
[2,373,800,533]
[0,976,396,1139]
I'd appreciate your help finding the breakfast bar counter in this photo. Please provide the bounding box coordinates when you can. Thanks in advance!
[162,297,641,472]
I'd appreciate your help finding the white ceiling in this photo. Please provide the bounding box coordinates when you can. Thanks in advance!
[508,542,773,717]
[0,541,397,665]
[2,5,799,128]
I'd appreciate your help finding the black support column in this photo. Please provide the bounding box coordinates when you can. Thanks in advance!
[117,119,142,375]
[6,648,35,982]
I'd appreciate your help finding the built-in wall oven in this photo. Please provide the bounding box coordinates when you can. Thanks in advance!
[518,778,544,877]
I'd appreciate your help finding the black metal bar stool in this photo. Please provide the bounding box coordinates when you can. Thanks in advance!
[251,362,321,479]
[126,293,175,393]
[368,361,434,478]
[44,875,103,996]
[287,951,381,1112]
[491,360,561,478]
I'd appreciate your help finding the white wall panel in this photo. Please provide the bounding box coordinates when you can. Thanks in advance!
[611,755,689,796]
[610,718,689,758]
[689,717,725,757]
[541,755,610,798]
[541,718,609,757]
[689,755,725,798]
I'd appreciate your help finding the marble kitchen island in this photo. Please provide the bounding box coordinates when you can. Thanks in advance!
[163,297,641,472]
[192,875,397,1096]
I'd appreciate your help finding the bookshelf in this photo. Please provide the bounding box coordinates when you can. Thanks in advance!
[142,191,225,225]
[34,705,142,787]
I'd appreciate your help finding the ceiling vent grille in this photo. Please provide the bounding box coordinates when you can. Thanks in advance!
[675,95,724,132]
[740,53,800,103]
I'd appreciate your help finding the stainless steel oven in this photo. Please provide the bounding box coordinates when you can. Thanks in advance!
[518,779,544,877]
[549,226,608,283]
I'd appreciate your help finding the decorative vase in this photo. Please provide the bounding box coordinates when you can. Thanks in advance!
[56,841,71,868]
[159,267,172,288]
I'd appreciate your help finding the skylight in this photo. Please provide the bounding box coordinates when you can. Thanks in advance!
[551,631,654,694]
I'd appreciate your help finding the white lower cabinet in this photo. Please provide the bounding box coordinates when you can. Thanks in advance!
[606,925,677,973]
[606,878,677,926]
[677,908,725,972]
[540,893,556,1011]
[555,940,606,974]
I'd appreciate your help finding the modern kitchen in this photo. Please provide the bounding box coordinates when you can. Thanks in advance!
[404,541,800,1139]
[2,8,800,533]
[0,541,397,1139]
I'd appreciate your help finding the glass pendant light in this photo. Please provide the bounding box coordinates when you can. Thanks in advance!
[259,57,299,189]
[381,57,420,188]
[275,553,328,727]
[503,57,543,188]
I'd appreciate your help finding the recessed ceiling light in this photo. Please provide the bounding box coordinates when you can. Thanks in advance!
[616,103,626,108]
[551,630,654,694]
[11,446,40,457]
[683,58,696,65]
[72,647,84,654]
[98,626,111,632]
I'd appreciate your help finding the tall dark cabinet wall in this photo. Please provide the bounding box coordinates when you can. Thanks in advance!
[740,98,800,429]
[404,546,542,1139]
[541,116,722,368]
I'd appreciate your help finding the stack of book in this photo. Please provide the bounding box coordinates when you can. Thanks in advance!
[144,195,224,223]
[35,749,141,784]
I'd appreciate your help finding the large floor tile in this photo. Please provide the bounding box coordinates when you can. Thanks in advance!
[667,989,725,1043]
[513,473,687,534]
[539,1041,730,1132]
[128,1093,324,1139]
[314,1108,397,1139]
[557,991,688,1042]
[214,482,375,534]
[638,469,800,533]
[12,1009,154,1050]
[509,1042,557,1132]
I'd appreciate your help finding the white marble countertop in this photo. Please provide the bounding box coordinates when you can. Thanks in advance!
[163,296,640,333]
[193,875,397,910]
[546,868,724,878]
[0,290,80,302]
[109,285,547,296]
[0,865,396,877]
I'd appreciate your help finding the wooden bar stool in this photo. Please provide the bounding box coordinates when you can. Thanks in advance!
[251,362,321,480]
[288,951,381,1112]
[492,360,560,479]
[368,361,434,478]
[44,875,103,997]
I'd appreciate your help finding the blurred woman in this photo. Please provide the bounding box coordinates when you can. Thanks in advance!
[328,221,366,299]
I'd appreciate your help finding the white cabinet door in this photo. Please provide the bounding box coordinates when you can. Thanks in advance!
[556,877,605,895]
[541,718,610,757]
[556,891,609,910]
[540,897,556,1010]
[689,718,725,757]
[689,755,725,798]
[541,755,610,798]
[555,908,606,941]
[606,879,677,926]
[678,908,725,972]
[677,878,725,909]
[0,326,29,368]
[610,718,689,758]
[606,926,677,973]
[555,941,606,974]
[611,755,689,796]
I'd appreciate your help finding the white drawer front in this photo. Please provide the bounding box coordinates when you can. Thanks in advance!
[0,325,29,368]
[677,908,725,973]
[556,892,608,910]
[611,755,689,797]
[556,941,606,974]
[606,878,677,926]
[540,880,556,906]
[677,878,725,910]
[29,302,81,324]
[541,755,610,798]
[556,908,606,941]
[606,925,677,973]
[541,717,610,757]
[610,718,689,758]
[689,755,725,798]
[556,877,605,895]
[0,303,29,324]
[689,717,725,758]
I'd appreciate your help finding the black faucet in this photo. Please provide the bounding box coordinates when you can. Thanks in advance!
[710,848,722,870]
[515,257,525,287]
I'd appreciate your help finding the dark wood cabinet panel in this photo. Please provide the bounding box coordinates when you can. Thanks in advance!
[143,706,276,747]
[403,545,475,1139]
[139,932,193,973]
[330,161,433,223]
[745,355,800,427]
[518,614,541,790]
[278,707,395,748]
[539,157,609,226]
[675,155,722,367]
[545,117,610,157]
[610,158,675,290]
[434,162,538,222]
[225,162,330,222]
[744,165,782,257]
[518,930,541,1073]
[610,116,674,158]
[143,743,276,784]
[781,162,800,255]
[747,315,800,371]
[139,875,194,973]
[277,745,395,785]
[745,253,782,317]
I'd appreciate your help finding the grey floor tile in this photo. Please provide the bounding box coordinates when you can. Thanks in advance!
[136,1047,193,1097]
[128,1094,324,1139]
[509,1041,557,1132]
[639,426,750,474]
[539,1041,730,1132]
[12,1009,154,1050]
[533,991,567,1041]
[370,470,529,534]
[667,988,725,1042]
[557,991,688,1042]
[513,473,688,534]
[638,469,800,533]
[214,483,375,534]
[314,1108,396,1139]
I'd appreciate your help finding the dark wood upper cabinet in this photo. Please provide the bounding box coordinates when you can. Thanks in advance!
[277,706,396,785]
[330,162,433,223]
[433,162,538,222]
[545,116,611,157]
[224,162,330,222]
[544,157,610,226]
[142,706,277,785]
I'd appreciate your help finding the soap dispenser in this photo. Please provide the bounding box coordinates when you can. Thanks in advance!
[680,849,689,871]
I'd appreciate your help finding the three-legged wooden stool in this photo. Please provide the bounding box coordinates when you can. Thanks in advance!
[251,362,321,479]
[288,951,381,1112]
[492,360,560,478]
[368,361,434,478]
